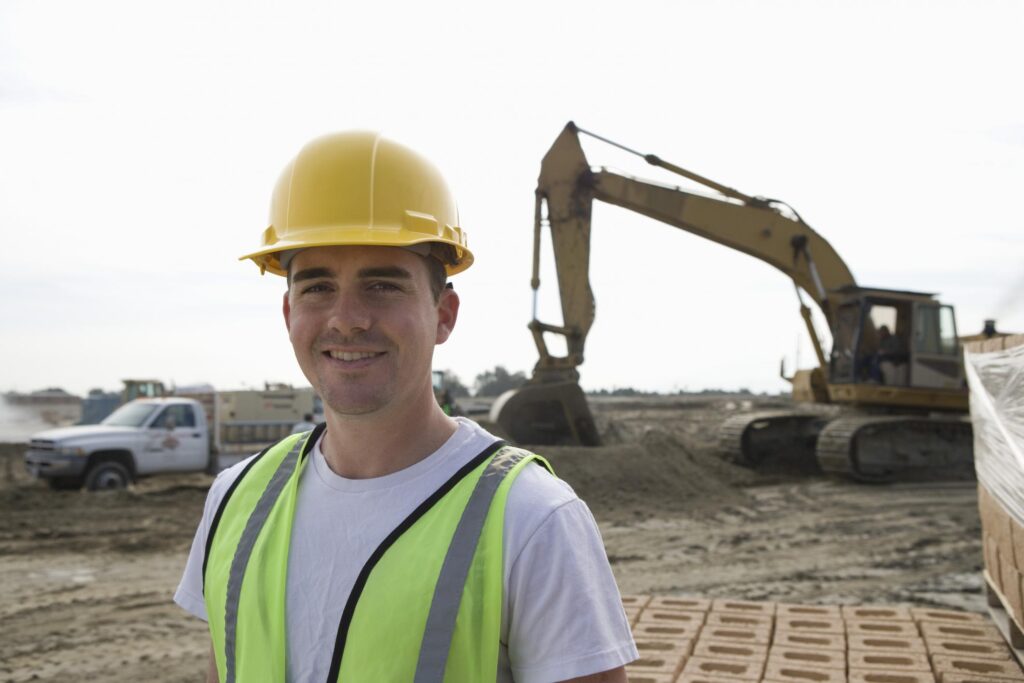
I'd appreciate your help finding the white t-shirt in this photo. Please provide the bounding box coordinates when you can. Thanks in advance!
[175,418,637,683]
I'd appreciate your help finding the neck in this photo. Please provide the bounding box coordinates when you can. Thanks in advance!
[318,391,458,479]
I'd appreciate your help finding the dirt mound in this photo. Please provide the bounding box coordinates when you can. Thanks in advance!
[535,427,760,522]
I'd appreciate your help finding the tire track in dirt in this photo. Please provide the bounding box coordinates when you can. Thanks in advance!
[602,477,983,611]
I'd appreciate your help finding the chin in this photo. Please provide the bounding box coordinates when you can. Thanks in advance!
[321,392,390,417]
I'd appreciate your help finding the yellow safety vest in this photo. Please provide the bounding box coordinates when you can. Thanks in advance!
[202,425,552,682]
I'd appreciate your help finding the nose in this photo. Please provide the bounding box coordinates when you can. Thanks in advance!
[327,288,374,337]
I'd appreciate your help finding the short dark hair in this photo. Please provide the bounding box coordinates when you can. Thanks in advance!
[423,255,447,302]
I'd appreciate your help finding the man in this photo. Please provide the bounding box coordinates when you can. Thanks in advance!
[174,131,637,682]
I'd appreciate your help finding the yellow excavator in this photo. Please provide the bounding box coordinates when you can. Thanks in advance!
[491,122,973,481]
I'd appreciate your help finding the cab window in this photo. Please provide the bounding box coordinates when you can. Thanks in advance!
[914,305,959,356]
[150,404,196,429]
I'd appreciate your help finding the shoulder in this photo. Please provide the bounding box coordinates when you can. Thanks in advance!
[209,452,260,500]
[506,454,577,515]
[502,450,593,561]
[201,446,274,520]
[446,422,581,536]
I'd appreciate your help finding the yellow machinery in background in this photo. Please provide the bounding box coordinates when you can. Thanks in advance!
[493,122,974,481]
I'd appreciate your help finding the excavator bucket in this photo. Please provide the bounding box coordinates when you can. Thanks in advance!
[491,380,601,446]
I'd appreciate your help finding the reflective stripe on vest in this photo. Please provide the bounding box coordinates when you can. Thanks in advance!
[202,428,552,683]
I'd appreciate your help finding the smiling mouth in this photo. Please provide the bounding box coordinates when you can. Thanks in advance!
[325,351,385,362]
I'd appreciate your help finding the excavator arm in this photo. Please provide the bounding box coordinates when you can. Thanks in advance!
[493,122,857,446]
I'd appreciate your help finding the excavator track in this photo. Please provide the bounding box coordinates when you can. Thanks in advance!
[816,414,974,482]
[719,411,826,468]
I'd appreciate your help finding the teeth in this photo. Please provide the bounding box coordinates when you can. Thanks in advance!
[329,351,380,361]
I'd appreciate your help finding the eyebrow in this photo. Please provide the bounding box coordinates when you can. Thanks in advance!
[291,265,414,284]
[357,266,413,280]
[291,267,334,283]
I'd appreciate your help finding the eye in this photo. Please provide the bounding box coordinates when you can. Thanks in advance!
[300,282,332,295]
[368,281,402,293]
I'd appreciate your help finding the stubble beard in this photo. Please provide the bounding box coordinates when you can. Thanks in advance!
[317,373,390,417]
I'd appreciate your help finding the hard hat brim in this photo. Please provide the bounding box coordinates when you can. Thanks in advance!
[240,227,474,277]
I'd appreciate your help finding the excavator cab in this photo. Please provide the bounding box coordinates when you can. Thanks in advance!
[122,379,167,403]
[826,287,965,408]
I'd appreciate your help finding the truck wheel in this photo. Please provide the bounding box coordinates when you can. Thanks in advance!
[47,476,83,491]
[84,462,131,491]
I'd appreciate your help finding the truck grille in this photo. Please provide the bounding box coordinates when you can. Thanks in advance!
[28,440,56,452]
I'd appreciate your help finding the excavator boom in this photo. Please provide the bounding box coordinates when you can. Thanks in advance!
[495,122,855,446]
[496,123,971,482]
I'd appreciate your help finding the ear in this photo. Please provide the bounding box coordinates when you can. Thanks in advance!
[435,287,460,345]
[282,290,292,332]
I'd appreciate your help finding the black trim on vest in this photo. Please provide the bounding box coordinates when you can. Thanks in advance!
[201,423,327,595]
[325,439,507,683]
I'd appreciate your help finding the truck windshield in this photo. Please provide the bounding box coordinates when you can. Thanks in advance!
[101,402,159,427]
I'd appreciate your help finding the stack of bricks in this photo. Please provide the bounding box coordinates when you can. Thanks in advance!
[968,334,1024,644]
[622,596,1024,682]
[979,480,1024,643]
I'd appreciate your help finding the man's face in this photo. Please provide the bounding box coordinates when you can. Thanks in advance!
[283,245,458,418]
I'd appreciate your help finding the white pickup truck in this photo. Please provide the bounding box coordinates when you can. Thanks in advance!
[24,397,216,491]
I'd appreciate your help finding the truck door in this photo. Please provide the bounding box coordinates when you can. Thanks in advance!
[145,404,207,472]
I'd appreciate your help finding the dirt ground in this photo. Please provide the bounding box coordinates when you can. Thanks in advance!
[0,396,984,682]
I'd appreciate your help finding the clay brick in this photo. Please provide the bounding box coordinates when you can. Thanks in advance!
[979,484,1014,585]
[1005,334,1024,351]
[1013,517,1024,571]
[700,625,772,646]
[649,595,711,613]
[846,619,920,638]
[911,607,989,625]
[843,604,914,621]
[776,616,845,635]
[768,646,844,670]
[712,598,776,616]
[625,649,688,679]
[849,650,931,671]
[773,631,846,651]
[777,603,842,619]
[624,606,642,626]
[692,638,767,663]
[932,654,1024,680]
[634,636,694,659]
[979,484,995,530]
[1002,558,1024,627]
[681,655,763,680]
[622,673,675,683]
[848,671,936,683]
[987,537,1004,590]
[926,637,1012,661]
[638,609,706,627]
[761,660,845,682]
[633,621,702,642]
[982,337,1007,353]
[677,676,750,683]
[920,621,1004,643]
[941,674,1024,683]
[987,490,1016,572]
[848,634,926,654]
[705,611,773,630]
[621,594,652,610]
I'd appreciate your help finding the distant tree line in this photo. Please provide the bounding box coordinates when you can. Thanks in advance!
[588,387,757,396]
[440,366,767,398]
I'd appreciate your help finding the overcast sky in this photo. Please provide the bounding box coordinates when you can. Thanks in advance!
[1,0,1021,397]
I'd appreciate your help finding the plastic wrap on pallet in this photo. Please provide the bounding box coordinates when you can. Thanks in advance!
[966,342,1024,524]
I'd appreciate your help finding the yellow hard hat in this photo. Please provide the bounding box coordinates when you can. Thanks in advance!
[241,131,473,277]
